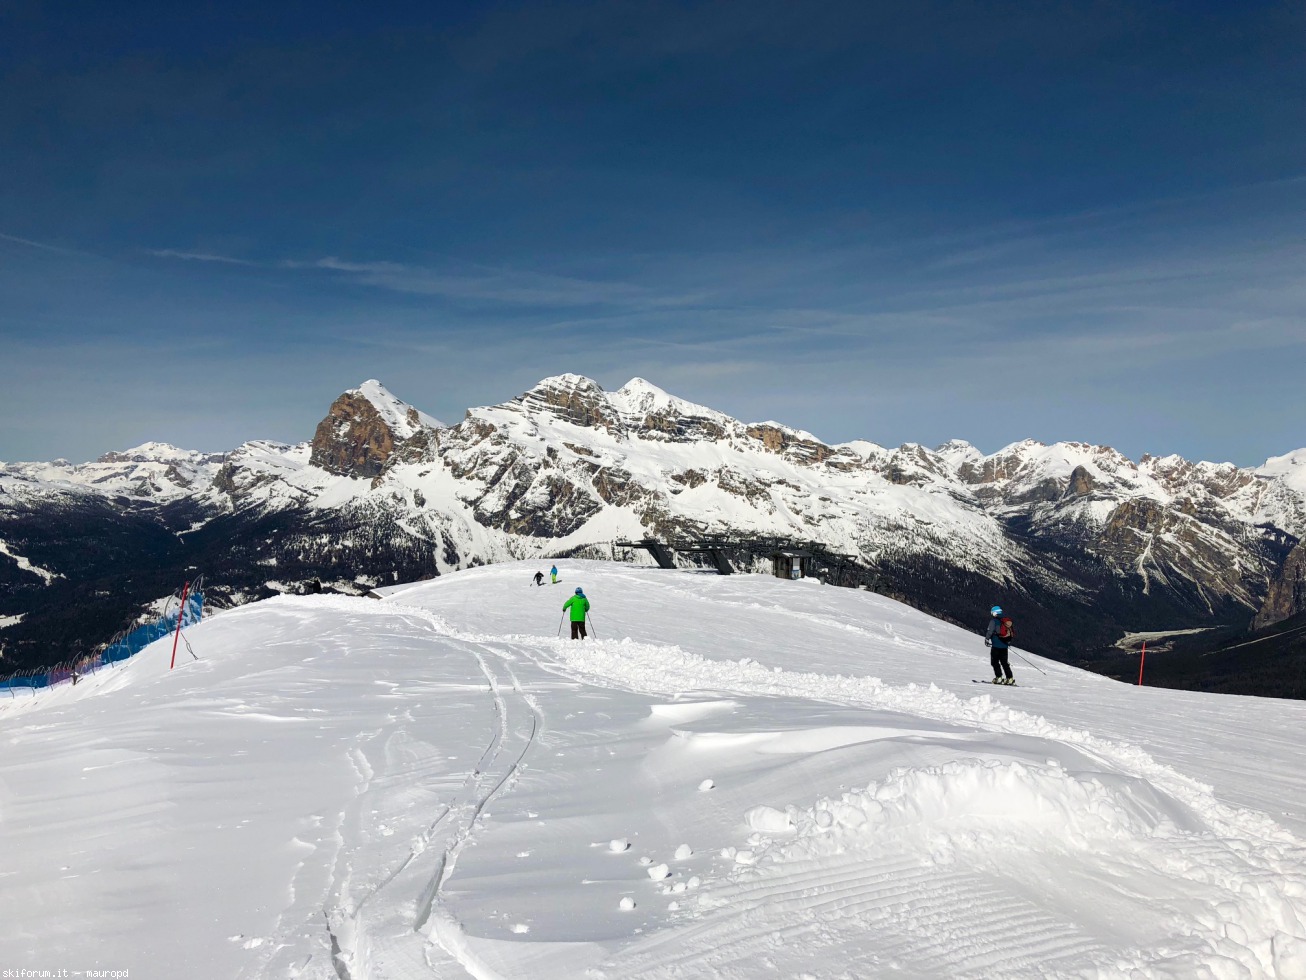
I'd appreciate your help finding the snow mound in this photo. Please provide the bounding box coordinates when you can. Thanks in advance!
[729,759,1306,976]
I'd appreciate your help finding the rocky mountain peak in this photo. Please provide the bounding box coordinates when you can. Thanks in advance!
[509,375,738,443]
[309,382,440,479]
[610,377,718,421]
[354,380,444,438]
[613,376,674,404]
[516,375,612,430]
[613,382,733,443]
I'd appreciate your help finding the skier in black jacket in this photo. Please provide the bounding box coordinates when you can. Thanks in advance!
[985,605,1015,685]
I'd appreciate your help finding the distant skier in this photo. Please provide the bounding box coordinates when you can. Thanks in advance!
[985,605,1015,684]
[532,571,545,587]
[306,577,323,595]
[550,564,558,585]
[563,587,590,640]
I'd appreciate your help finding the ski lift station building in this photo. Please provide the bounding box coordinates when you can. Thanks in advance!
[770,549,812,580]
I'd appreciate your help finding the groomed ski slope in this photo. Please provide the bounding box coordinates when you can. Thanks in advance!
[3,562,1306,979]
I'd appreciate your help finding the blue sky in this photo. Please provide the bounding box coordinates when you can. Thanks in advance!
[2,1,1303,465]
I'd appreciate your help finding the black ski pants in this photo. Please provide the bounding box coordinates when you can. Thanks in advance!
[570,620,588,640]
[991,646,1012,680]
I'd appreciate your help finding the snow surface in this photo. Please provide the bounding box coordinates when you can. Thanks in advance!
[1259,449,1306,497]
[3,562,1306,978]
[356,379,445,437]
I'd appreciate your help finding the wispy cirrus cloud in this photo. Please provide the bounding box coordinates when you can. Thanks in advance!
[0,231,89,256]
[146,248,707,309]
[301,256,665,307]
[146,248,258,266]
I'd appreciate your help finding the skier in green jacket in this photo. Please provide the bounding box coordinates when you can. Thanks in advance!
[563,587,590,640]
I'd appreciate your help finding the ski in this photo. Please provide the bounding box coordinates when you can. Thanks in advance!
[973,679,1021,687]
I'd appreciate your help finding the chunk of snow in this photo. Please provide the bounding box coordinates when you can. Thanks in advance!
[608,838,630,852]
[745,805,794,833]
[698,778,715,791]
[647,863,670,880]
[674,844,693,860]
[619,897,636,911]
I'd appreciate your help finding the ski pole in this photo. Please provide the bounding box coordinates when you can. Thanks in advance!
[1013,649,1046,675]
[557,612,566,637]
[586,613,597,639]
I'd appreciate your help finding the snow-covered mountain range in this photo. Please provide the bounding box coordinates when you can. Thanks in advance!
[2,375,1304,677]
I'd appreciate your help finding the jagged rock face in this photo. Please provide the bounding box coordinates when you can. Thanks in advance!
[438,376,858,540]
[310,393,399,479]
[1255,541,1306,629]
[1143,455,1257,499]
[1064,465,1096,499]
[523,375,614,431]
[305,381,443,482]
[745,425,832,463]
[514,375,738,443]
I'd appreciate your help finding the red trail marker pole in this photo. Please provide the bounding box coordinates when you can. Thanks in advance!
[170,581,190,671]
[1137,640,1147,686]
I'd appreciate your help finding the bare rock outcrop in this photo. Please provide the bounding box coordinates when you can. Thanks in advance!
[1254,541,1306,629]
[310,392,399,479]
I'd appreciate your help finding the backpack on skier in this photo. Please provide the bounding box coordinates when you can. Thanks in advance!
[997,616,1014,641]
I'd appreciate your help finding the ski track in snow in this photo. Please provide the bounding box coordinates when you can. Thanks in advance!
[317,579,1306,978]
[377,572,1306,978]
[304,624,541,980]
[428,640,1306,976]
[5,562,1306,978]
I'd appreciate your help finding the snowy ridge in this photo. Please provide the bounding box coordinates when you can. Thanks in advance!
[5,562,1305,977]
[609,377,724,424]
[0,442,225,501]
[354,378,445,437]
[1259,449,1306,500]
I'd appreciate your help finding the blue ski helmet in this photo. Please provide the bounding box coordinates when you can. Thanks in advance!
[575,587,584,595]
[990,605,1003,616]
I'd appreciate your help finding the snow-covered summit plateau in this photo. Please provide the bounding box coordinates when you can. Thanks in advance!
[3,562,1305,978]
